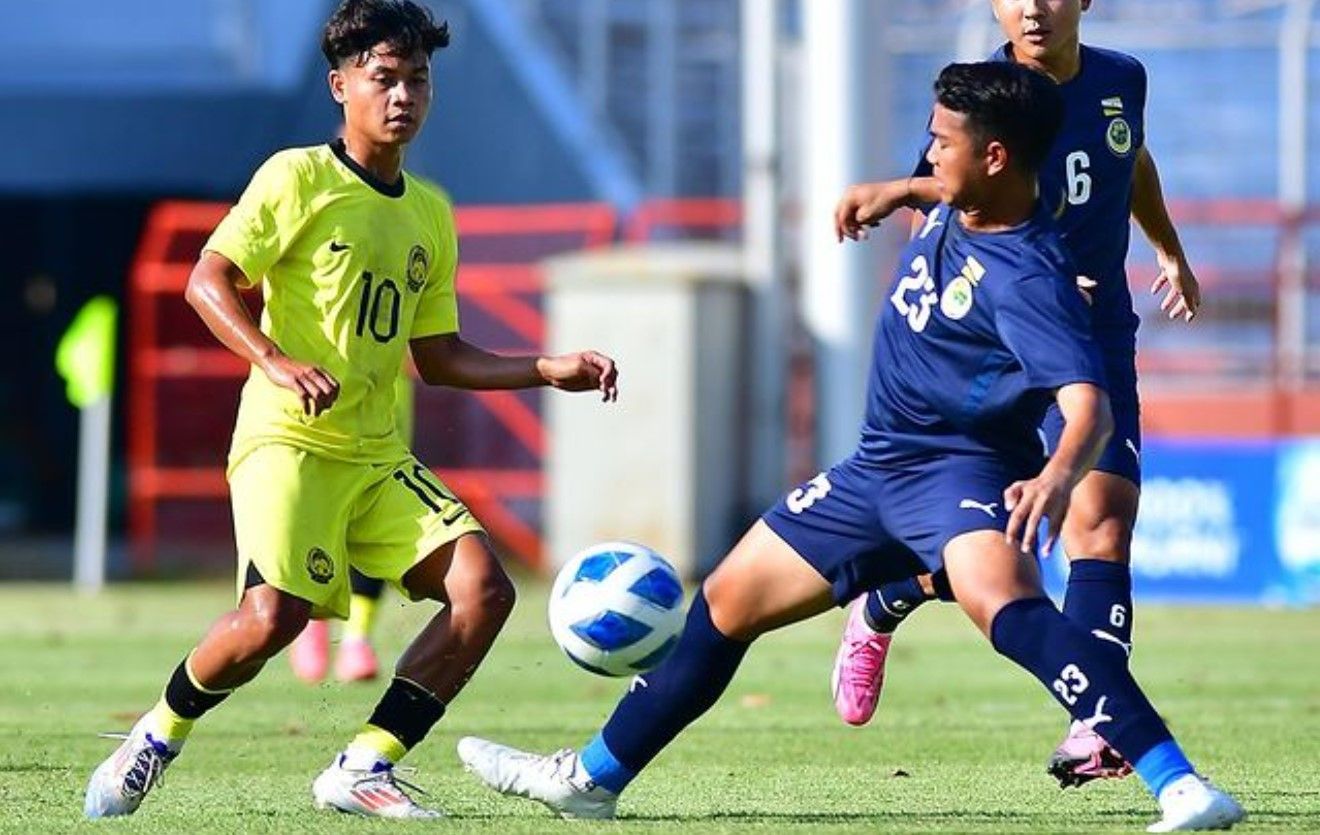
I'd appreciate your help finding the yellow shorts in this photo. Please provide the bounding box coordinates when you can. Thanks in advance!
[227,443,485,619]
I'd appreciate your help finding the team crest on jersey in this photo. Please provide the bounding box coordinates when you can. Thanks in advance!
[406,245,428,293]
[941,276,975,320]
[1106,117,1132,157]
[306,547,334,584]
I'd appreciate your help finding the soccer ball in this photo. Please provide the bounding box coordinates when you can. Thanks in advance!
[548,541,686,677]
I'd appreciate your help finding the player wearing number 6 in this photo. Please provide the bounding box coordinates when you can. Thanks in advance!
[833,0,1201,791]
[456,62,1242,832]
[84,0,618,821]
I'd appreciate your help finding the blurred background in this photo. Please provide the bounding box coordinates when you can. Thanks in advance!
[4,0,1319,606]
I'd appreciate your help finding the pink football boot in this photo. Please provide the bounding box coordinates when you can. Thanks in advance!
[830,597,893,726]
[289,620,330,684]
[1047,720,1133,788]
[335,638,380,683]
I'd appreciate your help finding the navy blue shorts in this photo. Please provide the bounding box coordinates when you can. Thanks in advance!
[761,455,1028,606]
[1041,353,1141,486]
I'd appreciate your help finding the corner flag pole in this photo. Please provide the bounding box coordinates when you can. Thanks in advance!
[55,296,117,593]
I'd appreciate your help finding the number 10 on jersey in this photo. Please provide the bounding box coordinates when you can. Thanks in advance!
[355,272,401,343]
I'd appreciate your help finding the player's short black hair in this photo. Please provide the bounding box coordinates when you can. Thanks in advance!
[321,0,450,68]
[934,62,1063,174]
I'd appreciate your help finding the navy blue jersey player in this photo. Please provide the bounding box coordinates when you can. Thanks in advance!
[832,0,1201,789]
[456,62,1244,833]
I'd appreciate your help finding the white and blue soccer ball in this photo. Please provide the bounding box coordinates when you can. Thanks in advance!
[548,541,686,677]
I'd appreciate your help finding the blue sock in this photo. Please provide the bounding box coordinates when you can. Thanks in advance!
[990,597,1181,792]
[1063,558,1133,661]
[863,578,928,634]
[1134,740,1196,798]
[582,589,749,794]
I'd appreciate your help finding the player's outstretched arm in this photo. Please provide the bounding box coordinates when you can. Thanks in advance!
[834,176,940,242]
[410,333,618,401]
[1003,383,1112,555]
[1132,147,1200,322]
[184,251,339,416]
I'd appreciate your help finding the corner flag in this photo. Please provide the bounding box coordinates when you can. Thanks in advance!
[56,296,117,408]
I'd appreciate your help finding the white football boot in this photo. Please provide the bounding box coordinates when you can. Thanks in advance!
[1147,774,1246,832]
[84,718,178,819]
[312,755,442,819]
[457,736,618,819]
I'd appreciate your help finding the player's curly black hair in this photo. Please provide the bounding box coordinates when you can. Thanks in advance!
[934,62,1063,174]
[321,0,450,68]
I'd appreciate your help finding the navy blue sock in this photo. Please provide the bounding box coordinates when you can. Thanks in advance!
[990,597,1186,794]
[863,578,929,634]
[1063,558,1133,662]
[580,589,749,794]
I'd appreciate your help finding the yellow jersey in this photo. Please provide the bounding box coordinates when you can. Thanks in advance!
[205,140,458,465]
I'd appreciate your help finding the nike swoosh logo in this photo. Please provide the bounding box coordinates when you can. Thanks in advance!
[441,507,467,525]
[329,241,350,252]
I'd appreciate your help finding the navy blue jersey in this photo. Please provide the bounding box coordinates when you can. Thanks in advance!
[858,203,1105,474]
[914,45,1147,335]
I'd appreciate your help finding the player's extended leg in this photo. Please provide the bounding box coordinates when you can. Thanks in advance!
[84,584,312,818]
[457,520,837,819]
[944,530,1243,832]
[831,572,944,724]
[312,533,514,818]
[335,569,387,682]
[1049,469,1141,786]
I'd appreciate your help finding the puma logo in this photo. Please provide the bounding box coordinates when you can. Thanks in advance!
[918,207,944,239]
[958,498,999,517]
[1083,695,1114,729]
[1091,629,1133,657]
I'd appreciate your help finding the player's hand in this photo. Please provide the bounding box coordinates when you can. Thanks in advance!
[1151,253,1201,322]
[834,181,903,242]
[1002,467,1075,556]
[538,351,619,402]
[260,354,340,416]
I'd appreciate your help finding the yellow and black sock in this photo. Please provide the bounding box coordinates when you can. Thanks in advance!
[345,571,385,642]
[146,655,232,747]
[342,677,445,769]
[343,595,380,643]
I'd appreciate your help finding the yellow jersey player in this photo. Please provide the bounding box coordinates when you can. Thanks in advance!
[85,0,618,820]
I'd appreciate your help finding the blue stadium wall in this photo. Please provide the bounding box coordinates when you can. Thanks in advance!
[1041,439,1320,604]
[0,0,598,203]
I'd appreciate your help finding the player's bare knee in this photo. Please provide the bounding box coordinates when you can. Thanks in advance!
[701,576,763,641]
[448,563,516,624]
[475,569,516,622]
[240,602,309,656]
[956,595,1003,639]
[1064,514,1132,563]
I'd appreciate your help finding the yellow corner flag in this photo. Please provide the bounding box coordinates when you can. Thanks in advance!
[56,296,118,408]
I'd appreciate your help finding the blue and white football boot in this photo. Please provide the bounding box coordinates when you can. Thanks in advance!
[457,736,618,819]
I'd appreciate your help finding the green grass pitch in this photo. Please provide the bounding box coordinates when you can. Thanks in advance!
[2,578,1317,832]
